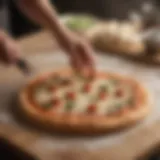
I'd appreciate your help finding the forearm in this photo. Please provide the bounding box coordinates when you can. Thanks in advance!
[16,0,67,37]
[0,30,11,47]
[15,0,94,73]
[0,30,9,41]
[0,30,6,52]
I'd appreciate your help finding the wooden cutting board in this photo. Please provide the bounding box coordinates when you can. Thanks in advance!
[1,121,160,160]
[0,49,160,160]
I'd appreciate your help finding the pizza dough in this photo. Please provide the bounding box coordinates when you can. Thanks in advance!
[19,69,151,134]
[86,21,145,56]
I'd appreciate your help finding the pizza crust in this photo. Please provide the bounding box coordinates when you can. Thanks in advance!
[19,69,151,134]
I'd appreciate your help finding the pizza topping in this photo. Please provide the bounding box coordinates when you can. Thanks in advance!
[128,98,135,106]
[76,71,94,82]
[83,83,91,93]
[60,78,72,86]
[115,103,123,109]
[48,85,57,92]
[99,92,107,100]
[40,102,52,110]
[65,101,74,111]
[87,104,96,113]
[98,85,108,100]
[32,72,140,117]
[110,79,119,85]
[118,107,128,115]
[115,88,124,97]
[52,98,61,107]
[100,85,108,92]
[107,106,117,115]
[66,92,76,100]
[34,88,51,105]
[107,103,123,115]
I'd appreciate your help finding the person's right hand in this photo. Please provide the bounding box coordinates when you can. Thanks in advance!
[0,31,20,65]
[55,29,95,77]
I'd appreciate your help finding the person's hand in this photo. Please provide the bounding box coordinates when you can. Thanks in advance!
[57,29,95,76]
[0,31,20,65]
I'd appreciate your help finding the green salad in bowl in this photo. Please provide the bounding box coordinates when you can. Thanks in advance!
[61,14,98,32]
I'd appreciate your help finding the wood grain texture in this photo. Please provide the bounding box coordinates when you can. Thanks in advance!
[17,30,60,55]
[1,120,160,160]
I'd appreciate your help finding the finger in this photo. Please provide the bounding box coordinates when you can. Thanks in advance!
[0,52,8,64]
[0,40,9,64]
[69,48,83,72]
[6,40,20,64]
[0,49,11,65]
[78,42,95,66]
[77,43,95,76]
[1,40,14,65]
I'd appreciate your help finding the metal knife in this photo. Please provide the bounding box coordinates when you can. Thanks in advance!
[16,58,32,75]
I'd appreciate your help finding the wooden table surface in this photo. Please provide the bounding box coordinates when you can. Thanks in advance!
[17,30,59,55]
[0,30,160,160]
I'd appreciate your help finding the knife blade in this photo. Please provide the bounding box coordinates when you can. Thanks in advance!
[16,58,32,75]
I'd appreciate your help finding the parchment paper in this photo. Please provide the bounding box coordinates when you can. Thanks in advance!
[0,52,159,153]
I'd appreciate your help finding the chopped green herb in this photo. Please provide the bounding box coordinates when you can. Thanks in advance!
[115,103,123,109]
[107,107,117,114]
[100,85,108,92]
[41,102,52,110]
[107,103,122,114]
[65,101,74,111]
[128,98,134,106]
[110,79,119,85]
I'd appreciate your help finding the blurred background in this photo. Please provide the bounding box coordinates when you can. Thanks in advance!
[0,0,159,37]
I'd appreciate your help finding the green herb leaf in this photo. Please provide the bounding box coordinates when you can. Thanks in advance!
[100,85,108,92]
[115,103,123,109]
[128,98,134,106]
[41,102,52,110]
[65,101,74,111]
[107,106,117,114]
[110,79,119,85]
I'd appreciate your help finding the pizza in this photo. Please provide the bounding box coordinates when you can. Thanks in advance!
[19,69,151,134]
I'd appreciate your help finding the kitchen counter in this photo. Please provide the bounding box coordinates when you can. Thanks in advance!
[17,30,59,55]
